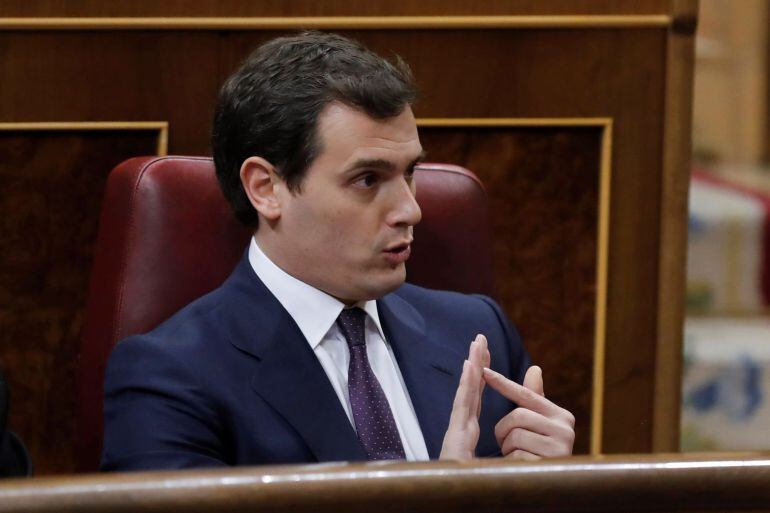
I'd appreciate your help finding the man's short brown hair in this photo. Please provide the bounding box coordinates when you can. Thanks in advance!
[212,31,418,226]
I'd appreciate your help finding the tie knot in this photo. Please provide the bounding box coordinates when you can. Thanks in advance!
[337,307,367,348]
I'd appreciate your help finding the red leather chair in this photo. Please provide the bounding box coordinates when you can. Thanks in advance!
[77,156,495,472]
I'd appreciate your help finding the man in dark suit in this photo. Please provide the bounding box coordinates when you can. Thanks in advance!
[0,368,32,477]
[101,31,575,471]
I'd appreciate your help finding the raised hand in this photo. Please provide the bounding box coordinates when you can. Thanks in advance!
[439,334,490,460]
[482,366,575,460]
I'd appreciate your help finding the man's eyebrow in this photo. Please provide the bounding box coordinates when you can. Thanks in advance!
[344,158,396,173]
[344,151,427,174]
[409,151,428,169]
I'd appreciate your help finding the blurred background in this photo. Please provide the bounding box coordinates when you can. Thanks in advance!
[683,0,770,451]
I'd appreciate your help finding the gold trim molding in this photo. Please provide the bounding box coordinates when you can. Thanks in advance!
[0,121,169,156]
[0,15,671,31]
[417,117,613,456]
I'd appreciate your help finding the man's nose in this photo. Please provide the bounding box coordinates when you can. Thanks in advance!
[386,180,422,227]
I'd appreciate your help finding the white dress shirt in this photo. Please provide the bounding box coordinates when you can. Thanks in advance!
[248,238,430,461]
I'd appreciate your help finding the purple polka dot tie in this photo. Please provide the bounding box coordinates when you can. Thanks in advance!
[337,308,406,461]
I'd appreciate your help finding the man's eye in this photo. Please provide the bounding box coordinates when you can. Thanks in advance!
[405,167,416,182]
[354,173,378,188]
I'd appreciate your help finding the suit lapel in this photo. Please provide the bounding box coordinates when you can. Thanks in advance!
[378,292,465,459]
[221,256,366,463]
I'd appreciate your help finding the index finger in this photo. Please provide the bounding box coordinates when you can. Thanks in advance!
[482,367,564,418]
[448,358,481,428]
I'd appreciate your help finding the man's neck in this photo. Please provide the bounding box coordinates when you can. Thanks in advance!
[253,232,359,306]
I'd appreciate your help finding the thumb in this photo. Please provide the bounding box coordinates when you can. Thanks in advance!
[523,365,544,396]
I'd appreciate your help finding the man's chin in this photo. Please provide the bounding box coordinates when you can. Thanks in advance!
[349,269,407,302]
[372,268,408,297]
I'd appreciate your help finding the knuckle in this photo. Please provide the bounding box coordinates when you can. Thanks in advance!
[520,387,536,403]
[547,438,565,458]
[502,429,522,455]
[511,427,525,447]
[494,420,506,443]
[549,432,573,457]
[501,436,514,456]
[555,441,571,457]
[520,407,537,424]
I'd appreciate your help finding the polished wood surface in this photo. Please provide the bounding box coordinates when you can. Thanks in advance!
[0,16,676,31]
[653,0,697,452]
[0,1,674,17]
[0,0,696,472]
[1,454,769,513]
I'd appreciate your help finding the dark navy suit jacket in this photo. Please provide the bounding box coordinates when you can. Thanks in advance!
[101,254,530,471]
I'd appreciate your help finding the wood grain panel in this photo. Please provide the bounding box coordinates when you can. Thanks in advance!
[420,126,601,455]
[653,0,696,453]
[0,129,161,474]
[0,1,673,18]
[0,31,220,154]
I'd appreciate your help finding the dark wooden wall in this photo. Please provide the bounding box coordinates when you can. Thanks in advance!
[0,129,162,473]
[0,1,696,473]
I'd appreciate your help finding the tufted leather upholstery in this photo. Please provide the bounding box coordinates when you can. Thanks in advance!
[77,156,495,472]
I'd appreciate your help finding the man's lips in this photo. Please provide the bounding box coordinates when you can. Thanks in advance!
[382,242,412,264]
[383,240,413,252]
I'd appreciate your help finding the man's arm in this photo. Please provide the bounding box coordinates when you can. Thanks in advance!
[101,336,228,471]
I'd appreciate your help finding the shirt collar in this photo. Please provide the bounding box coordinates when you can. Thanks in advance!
[248,237,386,348]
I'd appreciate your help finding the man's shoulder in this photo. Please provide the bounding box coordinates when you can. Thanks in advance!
[109,268,254,364]
[141,286,228,344]
[389,282,506,327]
[386,283,527,383]
[109,288,226,367]
[392,282,500,312]
[105,278,259,396]
[119,256,264,350]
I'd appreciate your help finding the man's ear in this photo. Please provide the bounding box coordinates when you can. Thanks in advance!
[240,156,282,221]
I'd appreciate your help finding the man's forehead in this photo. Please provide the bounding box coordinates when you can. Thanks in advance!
[316,102,422,163]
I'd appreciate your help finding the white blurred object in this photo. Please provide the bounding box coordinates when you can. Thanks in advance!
[682,317,770,451]
[687,178,765,312]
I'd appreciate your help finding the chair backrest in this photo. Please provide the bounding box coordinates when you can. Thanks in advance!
[77,156,495,471]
